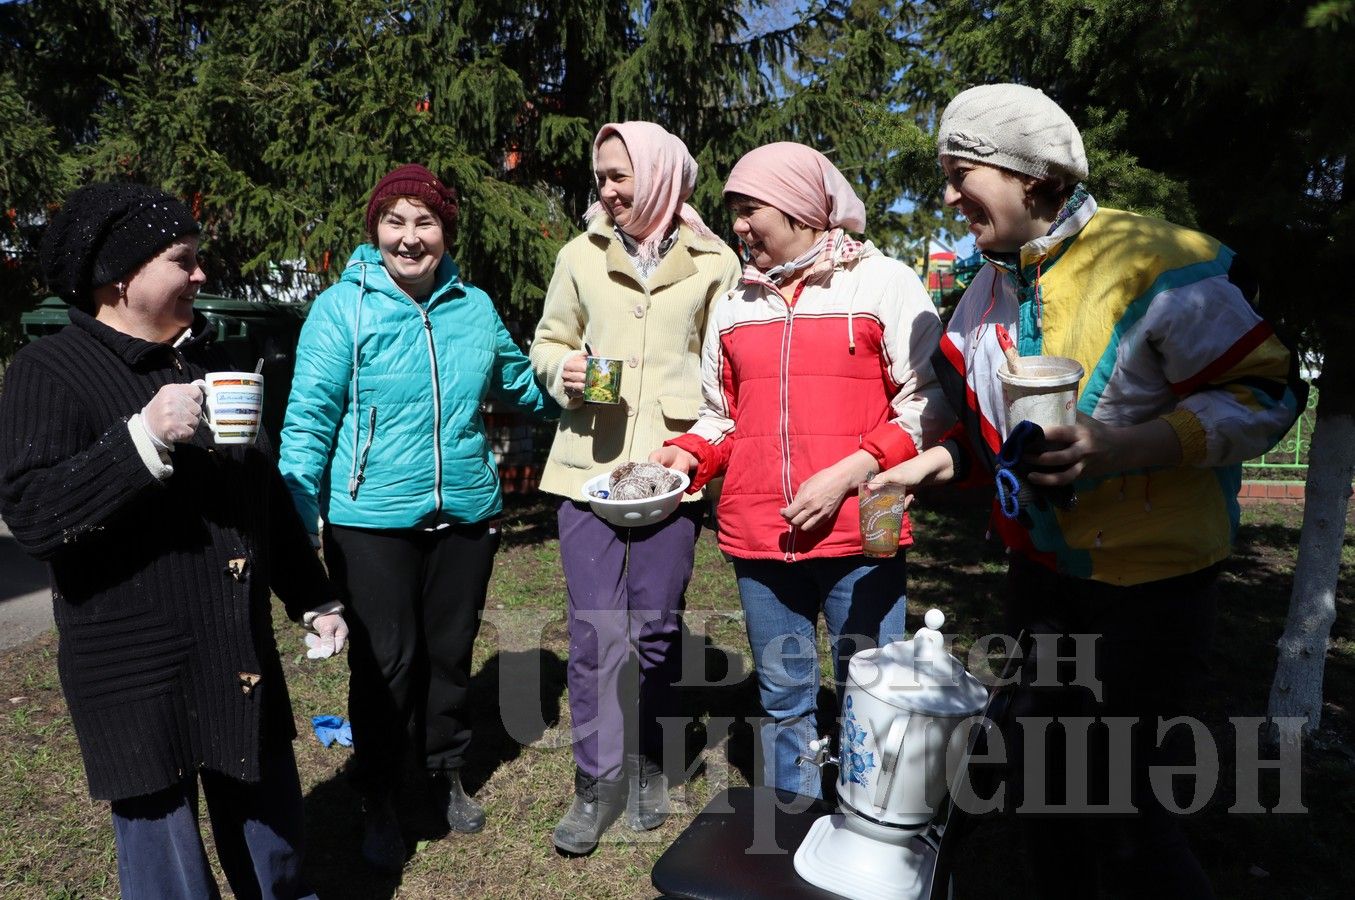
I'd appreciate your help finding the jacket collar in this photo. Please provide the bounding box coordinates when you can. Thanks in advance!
[587,216,729,291]
[69,306,215,367]
[985,192,1098,280]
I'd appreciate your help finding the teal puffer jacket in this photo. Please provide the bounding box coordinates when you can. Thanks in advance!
[280,245,557,532]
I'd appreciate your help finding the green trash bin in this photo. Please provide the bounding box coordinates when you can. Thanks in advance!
[19,294,312,444]
[192,295,311,444]
[17,296,71,343]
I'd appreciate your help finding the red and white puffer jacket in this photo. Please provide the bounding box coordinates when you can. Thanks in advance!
[668,235,948,561]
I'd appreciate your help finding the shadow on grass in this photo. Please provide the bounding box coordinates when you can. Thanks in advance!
[299,647,568,893]
[500,493,559,549]
[670,628,763,790]
[464,648,569,795]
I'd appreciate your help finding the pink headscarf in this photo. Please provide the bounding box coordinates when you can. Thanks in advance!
[584,121,716,261]
[723,142,866,232]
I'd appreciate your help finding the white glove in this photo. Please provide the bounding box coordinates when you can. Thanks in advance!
[142,383,206,446]
[302,603,348,659]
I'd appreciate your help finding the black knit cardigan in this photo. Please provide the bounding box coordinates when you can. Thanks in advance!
[0,309,333,801]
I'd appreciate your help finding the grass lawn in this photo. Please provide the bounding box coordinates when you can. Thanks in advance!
[1,496,1352,899]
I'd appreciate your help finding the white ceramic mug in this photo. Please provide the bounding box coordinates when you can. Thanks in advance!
[192,371,264,445]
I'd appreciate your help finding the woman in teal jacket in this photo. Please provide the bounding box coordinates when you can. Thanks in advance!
[280,164,556,873]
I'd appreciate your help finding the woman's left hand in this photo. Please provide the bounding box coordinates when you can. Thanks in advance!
[305,611,349,659]
[781,451,875,532]
[1028,414,1181,485]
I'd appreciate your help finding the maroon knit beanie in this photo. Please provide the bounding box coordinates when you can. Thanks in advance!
[365,164,459,237]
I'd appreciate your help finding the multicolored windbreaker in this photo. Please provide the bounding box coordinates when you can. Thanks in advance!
[939,194,1305,586]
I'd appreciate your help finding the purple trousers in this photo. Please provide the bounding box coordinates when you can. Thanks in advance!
[558,499,703,780]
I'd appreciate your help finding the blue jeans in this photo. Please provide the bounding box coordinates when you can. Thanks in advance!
[110,743,315,900]
[734,554,909,798]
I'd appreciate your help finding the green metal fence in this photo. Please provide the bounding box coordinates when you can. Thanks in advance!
[1242,384,1318,480]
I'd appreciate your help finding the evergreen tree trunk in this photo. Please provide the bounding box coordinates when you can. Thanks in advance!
[1267,370,1355,747]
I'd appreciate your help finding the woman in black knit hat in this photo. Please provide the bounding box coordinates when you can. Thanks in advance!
[0,182,347,900]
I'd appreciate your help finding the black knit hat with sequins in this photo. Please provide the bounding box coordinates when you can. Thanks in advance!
[39,182,200,308]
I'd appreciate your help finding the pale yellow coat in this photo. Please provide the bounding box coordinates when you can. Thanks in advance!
[530,216,741,501]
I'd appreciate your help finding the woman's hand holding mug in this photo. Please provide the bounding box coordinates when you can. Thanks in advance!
[142,383,206,446]
[561,351,588,398]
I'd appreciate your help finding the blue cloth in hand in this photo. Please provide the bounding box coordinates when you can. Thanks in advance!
[995,420,1077,522]
[311,715,352,748]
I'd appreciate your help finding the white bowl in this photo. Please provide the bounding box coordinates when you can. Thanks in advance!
[582,469,690,528]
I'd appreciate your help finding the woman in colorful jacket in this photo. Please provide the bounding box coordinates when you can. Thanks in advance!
[279,164,557,872]
[0,182,345,899]
[530,122,741,854]
[870,84,1304,897]
[651,142,947,798]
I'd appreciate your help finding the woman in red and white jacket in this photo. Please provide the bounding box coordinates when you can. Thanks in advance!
[651,142,947,797]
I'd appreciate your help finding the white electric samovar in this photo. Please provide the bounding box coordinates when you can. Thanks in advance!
[793,609,988,899]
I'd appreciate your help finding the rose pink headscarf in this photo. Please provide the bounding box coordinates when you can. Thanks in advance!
[722,142,866,232]
[584,121,716,261]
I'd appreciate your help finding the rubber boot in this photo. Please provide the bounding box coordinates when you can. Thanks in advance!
[432,769,486,834]
[625,752,669,831]
[360,794,405,874]
[552,767,628,855]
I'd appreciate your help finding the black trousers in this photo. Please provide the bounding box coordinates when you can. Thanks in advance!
[324,521,500,796]
[1004,555,1218,900]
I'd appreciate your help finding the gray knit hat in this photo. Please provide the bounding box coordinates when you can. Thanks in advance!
[937,83,1088,183]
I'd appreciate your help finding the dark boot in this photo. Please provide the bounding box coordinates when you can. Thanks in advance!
[360,794,405,874]
[431,769,485,834]
[552,767,627,855]
[625,752,669,832]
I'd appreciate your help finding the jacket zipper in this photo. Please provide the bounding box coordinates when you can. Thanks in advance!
[353,407,377,491]
[416,305,444,517]
[778,281,808,561]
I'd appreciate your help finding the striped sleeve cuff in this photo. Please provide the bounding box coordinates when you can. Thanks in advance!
[1163,409,1208,466]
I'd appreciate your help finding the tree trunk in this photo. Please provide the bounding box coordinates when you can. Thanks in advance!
[1266,379,1355,748]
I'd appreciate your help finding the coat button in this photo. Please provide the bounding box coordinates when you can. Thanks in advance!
[627,355,639,368]
[238,672,261,695]
[633,304,645,318]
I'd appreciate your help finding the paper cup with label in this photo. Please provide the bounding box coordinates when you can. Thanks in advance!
[583,356,624,405]
[996,356,1083,430]
[192,371,264,444]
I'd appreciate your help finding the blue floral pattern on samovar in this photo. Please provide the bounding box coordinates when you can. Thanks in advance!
[839,694,877,788]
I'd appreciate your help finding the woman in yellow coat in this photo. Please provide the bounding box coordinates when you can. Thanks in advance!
[530,121,740,855]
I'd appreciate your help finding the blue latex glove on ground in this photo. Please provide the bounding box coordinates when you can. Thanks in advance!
[311,715,352,748]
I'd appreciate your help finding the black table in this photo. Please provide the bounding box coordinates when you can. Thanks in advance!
[651,785,969,900]
[650,787,845,899]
